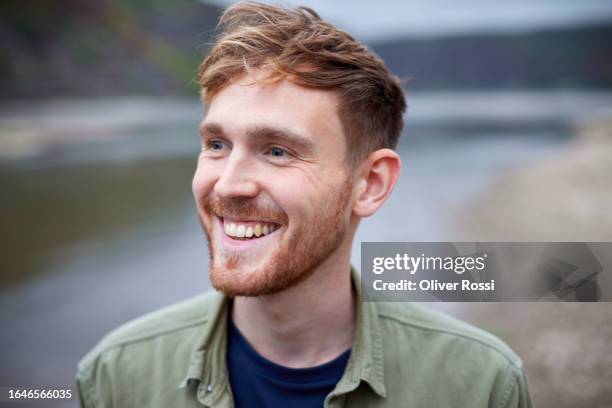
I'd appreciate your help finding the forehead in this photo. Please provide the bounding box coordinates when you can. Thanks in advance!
[204,74,345,147]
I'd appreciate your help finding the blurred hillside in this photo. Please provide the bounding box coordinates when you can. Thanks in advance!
[0,0,222,100]
[1,1,611,100]
[373,22,612,89]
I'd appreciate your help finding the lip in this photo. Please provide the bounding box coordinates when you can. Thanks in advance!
[222,216,281,227]
[214,215,280,251]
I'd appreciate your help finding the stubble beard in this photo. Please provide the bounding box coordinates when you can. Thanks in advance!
[197,177,353,297]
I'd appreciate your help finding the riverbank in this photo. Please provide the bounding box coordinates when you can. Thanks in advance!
[456,108,612,241]
[0,97,201,161]
[453,110,612,407]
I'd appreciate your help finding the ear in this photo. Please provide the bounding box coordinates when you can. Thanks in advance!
[352,149,401,218]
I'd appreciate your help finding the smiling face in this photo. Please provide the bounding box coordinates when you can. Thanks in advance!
[192,74,356,297]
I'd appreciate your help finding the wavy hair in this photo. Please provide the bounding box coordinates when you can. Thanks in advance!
[198,1,406,162]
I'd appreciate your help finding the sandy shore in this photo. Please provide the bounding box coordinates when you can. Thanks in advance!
[456,109,612,241]
[452,111,612,408]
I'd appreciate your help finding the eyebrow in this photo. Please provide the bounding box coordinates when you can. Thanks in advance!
[199,122,316,154]
[199,122,224,137]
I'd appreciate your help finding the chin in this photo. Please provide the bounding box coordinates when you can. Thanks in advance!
[209,255,315,298]
[210,265,280,297]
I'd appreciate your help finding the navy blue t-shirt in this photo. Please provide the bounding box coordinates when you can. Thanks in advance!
[227,316,351,408]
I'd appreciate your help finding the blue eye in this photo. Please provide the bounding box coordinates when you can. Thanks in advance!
[270,147,286,157]
[210,140,224,150]
[204,139,226,152]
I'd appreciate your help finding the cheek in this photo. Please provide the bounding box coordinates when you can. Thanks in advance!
[192,161,216,202]
[272,169,347,220]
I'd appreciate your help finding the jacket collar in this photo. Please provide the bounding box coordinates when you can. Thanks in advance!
[178,268,386,403]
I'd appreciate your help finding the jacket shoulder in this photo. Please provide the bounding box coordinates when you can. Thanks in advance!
[376,302,522,369]
[369,303,532,407]
[77,290,221,372]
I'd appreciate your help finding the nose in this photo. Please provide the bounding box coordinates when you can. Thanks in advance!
[213,149,260,199]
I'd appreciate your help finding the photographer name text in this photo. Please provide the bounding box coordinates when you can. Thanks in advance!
[372,279,495,292]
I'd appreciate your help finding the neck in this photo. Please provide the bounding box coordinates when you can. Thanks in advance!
[232,239,356,368]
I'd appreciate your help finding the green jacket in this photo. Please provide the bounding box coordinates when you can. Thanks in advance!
[76,271,532,407]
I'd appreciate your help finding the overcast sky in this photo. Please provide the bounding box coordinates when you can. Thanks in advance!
[201,0,612,42]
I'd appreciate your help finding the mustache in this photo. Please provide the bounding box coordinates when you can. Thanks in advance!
[203,197,288,225]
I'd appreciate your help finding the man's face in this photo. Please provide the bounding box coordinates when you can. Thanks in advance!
[193,74,355,297]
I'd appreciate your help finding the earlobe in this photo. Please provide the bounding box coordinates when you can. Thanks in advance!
[353,149,401,218]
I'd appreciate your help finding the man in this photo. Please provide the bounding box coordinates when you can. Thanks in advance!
[76,2,532,407]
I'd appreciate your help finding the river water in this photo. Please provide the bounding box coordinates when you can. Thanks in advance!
[1,90,612,402]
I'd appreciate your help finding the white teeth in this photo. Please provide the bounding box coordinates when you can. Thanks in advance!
[223,220,278,239]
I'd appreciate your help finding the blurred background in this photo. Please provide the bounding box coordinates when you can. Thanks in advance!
[1,0,612,407]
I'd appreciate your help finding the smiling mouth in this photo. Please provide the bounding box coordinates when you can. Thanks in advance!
[221,217,281,240]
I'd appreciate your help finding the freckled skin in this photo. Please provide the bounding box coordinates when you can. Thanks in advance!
[192,74,355,296]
